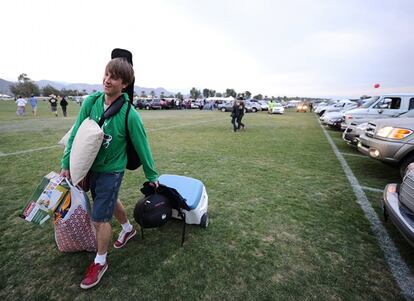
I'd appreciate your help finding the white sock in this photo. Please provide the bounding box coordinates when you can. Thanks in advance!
[121,221,133,233]
[94,252,107,265]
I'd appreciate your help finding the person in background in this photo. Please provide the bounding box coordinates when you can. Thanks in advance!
[60,57,159,290]
[60,96,68,117]
[230,100,239,132]
[236,97,246,131]
[268,99,275,114]
[15,96,27,116]
[29,94,37,116]
[49,94,58,117]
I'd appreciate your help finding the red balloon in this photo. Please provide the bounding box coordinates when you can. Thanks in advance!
[374,83,380,88]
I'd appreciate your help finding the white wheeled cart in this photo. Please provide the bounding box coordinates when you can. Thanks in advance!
[158,174,209,228]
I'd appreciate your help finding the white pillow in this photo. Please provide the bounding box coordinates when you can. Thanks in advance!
[70,118,104,185]
[58,125,74,147]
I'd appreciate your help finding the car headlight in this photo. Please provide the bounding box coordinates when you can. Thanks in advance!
[376,126,413,140]
[356,122,368,131]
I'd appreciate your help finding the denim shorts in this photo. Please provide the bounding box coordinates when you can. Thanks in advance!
[89,171,124,222]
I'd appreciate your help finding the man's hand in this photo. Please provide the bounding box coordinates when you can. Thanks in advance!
[148,181,159,189]
[60,169,71,179]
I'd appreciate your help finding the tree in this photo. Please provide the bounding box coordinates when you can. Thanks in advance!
[150,90,155,98]
[253,94,263,100]
[175,92,184,100]
[160,91,165,99]
[140,91,147,98]
[9,73,40,97]
[216,92,223,97]
[190,87,201,99]
[42,84,60,97]
[209,89,216,97]
[225,88,236,98]
[202,88,209,98]
[244,91,252,99]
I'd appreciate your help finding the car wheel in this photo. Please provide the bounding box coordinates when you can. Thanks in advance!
[200,213,209,228]
[400,153,414,178]
[145,105,150,110]
[221,107,226,112]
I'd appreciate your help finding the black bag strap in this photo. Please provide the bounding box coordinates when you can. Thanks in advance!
[98,95,125,127]
[125,101,132,138]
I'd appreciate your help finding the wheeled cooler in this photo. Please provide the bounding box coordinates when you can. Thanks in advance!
[159,174,209,228]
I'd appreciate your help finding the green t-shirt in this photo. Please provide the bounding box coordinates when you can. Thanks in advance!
[61,92,158,182]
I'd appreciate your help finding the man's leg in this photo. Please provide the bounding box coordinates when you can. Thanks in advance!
[95,221,112,255]
[113,199,136,249]
[80,222,111,289]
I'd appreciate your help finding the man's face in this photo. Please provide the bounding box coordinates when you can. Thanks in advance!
[103,71,127,97]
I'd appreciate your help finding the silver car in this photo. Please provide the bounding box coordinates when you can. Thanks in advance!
[357,110,414,176]
[344,110,414,147]
[382,165,414,246]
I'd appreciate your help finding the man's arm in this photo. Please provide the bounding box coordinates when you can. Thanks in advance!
[127,110,158,183]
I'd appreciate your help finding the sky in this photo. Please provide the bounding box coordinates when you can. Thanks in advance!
[2,0,414,98]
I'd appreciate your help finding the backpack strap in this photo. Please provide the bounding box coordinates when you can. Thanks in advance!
[98,95,125,127]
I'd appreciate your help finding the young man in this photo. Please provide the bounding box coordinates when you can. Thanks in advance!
[49,94,58,117]
[60,58,159,289]
[15,96,27,116]
[29,94,37,116]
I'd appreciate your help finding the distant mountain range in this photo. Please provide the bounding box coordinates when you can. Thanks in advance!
[0,78,175,97]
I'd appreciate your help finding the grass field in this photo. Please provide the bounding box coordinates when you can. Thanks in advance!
[0,100,412,300]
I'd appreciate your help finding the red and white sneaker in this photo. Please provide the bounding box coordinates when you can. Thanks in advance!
[80,262,108,289]
[114,227,137,249]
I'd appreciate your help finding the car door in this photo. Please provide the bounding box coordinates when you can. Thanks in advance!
[372,96,403,118]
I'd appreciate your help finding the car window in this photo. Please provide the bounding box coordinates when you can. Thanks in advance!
[409,98,414,110]
[373,97,401,109]
[361,96,380,108]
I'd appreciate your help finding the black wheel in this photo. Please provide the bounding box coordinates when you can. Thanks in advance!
[221,107,226,112]
[252,108,257,112]
[145,105,150,110]
[400,153,414,178]
[200,213,209,228]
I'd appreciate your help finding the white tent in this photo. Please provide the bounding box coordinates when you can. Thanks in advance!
[206,96,235,103]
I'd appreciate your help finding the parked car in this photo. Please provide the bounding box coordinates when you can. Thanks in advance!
[245,100,261,113]
[268,102,285,114]
[342,110,414,146]
[317,99,356,116]
[258,100,269,111]
[320,104,358,130]
[314,101,336,115]
[343,93,414,127]
[382,164,414,246]
[357,110,414,176]
[218,101,234,112]
[144,99,162,110]
[133,98,146,109]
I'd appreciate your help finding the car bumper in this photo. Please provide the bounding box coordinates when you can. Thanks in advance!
[358,135,405,164]
[383,184,414,247]
[326,119,343,129]
[270,109,284,114]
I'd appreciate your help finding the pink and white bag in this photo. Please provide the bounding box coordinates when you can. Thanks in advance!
[54,180,97,252]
